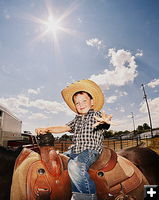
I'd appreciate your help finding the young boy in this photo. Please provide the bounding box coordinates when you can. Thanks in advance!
[35,80,112,200]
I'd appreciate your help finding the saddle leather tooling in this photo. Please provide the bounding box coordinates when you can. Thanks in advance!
[89,147,142,200]
[14,147,144,200]
[28,147,71,200]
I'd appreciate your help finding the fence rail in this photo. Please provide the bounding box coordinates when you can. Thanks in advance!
[54,135,159,153]
[54,139,137,153]
[103,138,139,151]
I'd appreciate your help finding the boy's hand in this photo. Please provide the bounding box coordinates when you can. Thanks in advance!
[93,111,117,128]
[35,128,49,135]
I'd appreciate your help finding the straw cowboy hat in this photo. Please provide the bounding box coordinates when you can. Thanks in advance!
[61,79,104,113]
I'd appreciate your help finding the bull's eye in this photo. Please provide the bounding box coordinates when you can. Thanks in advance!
[97,171,104,177]
[38,168,45,174]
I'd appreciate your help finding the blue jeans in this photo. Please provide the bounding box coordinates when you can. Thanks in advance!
[64,149,99,194]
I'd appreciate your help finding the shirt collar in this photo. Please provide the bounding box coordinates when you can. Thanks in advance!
[76,109,94,117]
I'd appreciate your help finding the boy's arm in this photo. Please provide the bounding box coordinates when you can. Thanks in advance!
[35,125,71,135]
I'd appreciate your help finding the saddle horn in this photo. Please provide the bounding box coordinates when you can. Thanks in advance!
[37,133,63,176]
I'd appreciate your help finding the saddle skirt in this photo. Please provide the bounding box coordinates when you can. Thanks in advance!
[12,147,71,200]
[11,147,144,200]
[89,148,143,199]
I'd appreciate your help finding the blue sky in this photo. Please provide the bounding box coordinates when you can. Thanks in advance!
[0,0,159,135]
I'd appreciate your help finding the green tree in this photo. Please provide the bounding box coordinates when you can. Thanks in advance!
[143,123,150,130]
[136,125,143,133]
[103,130,114,138]
[113,131,125,137]
[123,130,130,134]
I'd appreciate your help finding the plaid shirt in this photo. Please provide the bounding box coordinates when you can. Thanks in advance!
[66,109,110,154]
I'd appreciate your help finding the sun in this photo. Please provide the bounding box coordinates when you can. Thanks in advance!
[45,16,61,35]
[27,13,73,44]
[25,1,80,52]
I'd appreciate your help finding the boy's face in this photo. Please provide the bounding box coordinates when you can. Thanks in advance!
[73,92,93,115]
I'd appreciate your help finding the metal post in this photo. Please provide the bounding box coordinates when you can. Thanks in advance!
[120,136,123,149]
[131,112,136,135]
[141,84,153,138]
[62,142,64,153]
[136,136,138,146]
[113,140,115,151]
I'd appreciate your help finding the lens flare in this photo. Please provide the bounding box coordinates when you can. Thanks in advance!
[46,16,61,33]
[24,1,80,53]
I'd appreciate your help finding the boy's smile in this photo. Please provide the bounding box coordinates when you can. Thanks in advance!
[73,93,93,115]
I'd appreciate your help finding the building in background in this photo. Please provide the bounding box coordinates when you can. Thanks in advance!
[0,104,22,147]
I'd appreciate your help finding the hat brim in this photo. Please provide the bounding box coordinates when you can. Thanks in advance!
[61,80,104,113]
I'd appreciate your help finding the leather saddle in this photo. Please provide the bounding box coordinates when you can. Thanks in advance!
[14,147,71,200]
[14,147,143,200]
[89,147,143,199]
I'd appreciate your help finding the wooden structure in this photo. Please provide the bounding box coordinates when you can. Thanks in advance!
[54,135,159,153]
[0,104,22,147]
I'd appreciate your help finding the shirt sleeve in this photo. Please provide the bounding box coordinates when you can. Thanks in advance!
[66,118,76,133]
[95,111,110,130]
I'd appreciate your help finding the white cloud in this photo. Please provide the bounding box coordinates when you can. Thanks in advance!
[140,97,159,128]
[28,113,48,120]
[115,106,125,113]
[0,97,29,115]
[119,107,125,113]
[17,95,30,107]
[77,17,82,23]
[130,103,135,107]
[105,90,128,104]
[105,95,118,103]
[112,98,159,131]
[61,102,74,116]
[0,94,72,117]
[105,90,128,105]
[90,48,139,88]
[28,88,41,95]
[140,97,159,114]
[147,79,159,88]
[116,106,125,112]
[135,49,143,57]
[30,99,66,113]
[86,38,105,50]
[115,90,128,96]
[119,91,128,96]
